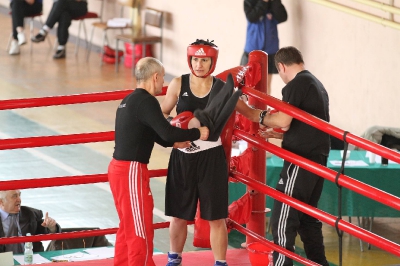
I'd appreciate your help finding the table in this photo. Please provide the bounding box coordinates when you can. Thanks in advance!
[13,246,164,265]
[13,247,114,265]
[229,150,400,218]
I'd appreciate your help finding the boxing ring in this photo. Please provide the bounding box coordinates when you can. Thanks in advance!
[1,50,400,266]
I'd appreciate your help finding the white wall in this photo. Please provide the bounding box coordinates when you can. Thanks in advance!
[1,0,399,136]
[144,0,400,137]
[277,1,400,136]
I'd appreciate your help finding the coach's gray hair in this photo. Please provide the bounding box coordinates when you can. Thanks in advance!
[135,57,164,84]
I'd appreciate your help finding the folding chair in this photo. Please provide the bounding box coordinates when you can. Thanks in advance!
[72,11,101,56]
[86,0,134,64]
[115,7,164,75]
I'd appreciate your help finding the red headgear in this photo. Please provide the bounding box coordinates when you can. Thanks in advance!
[187,42,219,78]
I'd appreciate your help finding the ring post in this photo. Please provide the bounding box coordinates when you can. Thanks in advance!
[246,50,268,244]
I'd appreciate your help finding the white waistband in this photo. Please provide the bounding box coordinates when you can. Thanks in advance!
[177,138,222,153]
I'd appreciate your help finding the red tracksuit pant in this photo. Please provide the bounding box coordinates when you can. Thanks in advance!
[108,159,155,266]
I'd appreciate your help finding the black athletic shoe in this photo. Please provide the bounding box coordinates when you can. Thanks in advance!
[53,49,66,59]
[31,33,46,43]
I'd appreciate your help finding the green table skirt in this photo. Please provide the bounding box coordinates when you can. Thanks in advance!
[229,150,400,217]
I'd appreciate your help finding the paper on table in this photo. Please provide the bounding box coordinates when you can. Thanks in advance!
[366,151,399,164]
[107,21,128,27]
[84,246,114,258]
[330,160,369,167]
[0,251,14,266]
[14,254,51,264]
[51,252,100,262]
[107,18,132,27]
[111,17,131,23]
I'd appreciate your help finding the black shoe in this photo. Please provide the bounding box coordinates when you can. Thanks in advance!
[53,49,66,59]
[31,33,46,43]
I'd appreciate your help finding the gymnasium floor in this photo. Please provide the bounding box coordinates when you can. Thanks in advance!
[0,7,400,266]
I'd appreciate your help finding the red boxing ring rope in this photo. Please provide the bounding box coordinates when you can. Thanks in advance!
[243,87,400,164]
[234,129,400,212]
[228,220,320,266]
[0,169,167,190]
[0,132,114,150]
[230,171,400,257]
[0,87,167,111]
[0,90,132,110]
[0,228,118,245]
[0,221,194,246]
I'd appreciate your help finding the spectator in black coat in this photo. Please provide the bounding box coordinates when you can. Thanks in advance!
[0,190,61,253]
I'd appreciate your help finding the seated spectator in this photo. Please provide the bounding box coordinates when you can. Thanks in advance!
[9,0,43,55]
[0,190,61,254]
[31,0,88,59]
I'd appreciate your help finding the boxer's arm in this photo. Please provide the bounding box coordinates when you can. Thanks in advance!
[161,77,181,118]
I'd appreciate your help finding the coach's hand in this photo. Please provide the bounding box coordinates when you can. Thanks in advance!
[198,127,209,141]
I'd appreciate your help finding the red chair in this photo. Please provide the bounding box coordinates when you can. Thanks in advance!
[6,12,52,54]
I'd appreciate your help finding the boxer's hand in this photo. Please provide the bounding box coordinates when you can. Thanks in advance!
[170,111,194,129]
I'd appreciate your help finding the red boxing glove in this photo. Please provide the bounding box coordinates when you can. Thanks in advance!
[269,109,289,133]
[170,111,194,129]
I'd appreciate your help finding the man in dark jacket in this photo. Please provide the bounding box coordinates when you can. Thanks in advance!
[0,190,61,253]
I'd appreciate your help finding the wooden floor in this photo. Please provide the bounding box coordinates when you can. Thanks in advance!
[1,7,400,266]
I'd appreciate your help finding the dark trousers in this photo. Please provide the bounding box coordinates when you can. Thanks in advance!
[45,0,87,45]
[10,0,43,40]
[240,51,278,74]
[270,154,329,266]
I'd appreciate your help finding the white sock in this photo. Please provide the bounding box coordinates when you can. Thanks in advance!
[57,45,65,51]
[169,251,181,254]
[40,25,50,36]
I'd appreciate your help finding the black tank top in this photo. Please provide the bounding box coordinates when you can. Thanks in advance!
[176,74,218,114]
